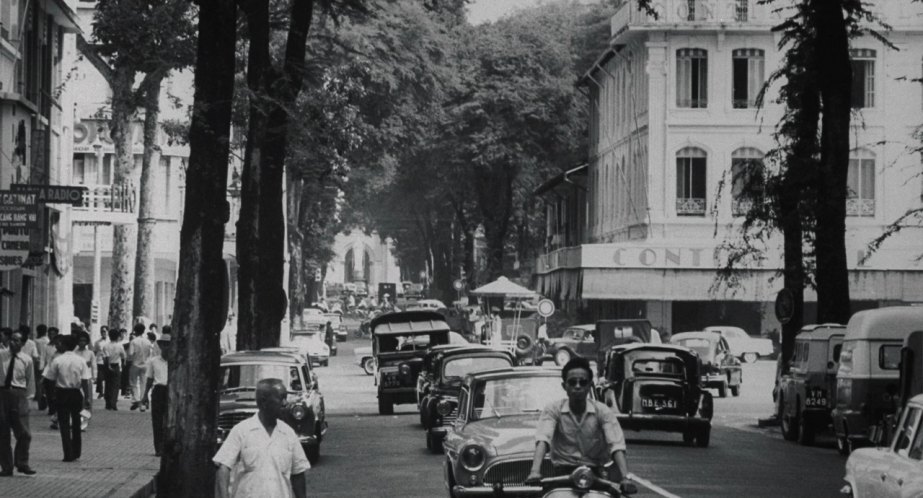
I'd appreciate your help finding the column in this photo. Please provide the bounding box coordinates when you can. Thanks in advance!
[91,224,103,334]
[645,37,669,235]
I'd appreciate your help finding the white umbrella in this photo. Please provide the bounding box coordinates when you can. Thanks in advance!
[469,276,537,298]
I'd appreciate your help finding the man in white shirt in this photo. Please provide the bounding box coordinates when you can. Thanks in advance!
[0,329,36,476]
[141,333,170,456]
[128,324,152,411]
[93,326,109,400]
[33,325,49,410]
[213,378,309,498]
[44,335,90,462]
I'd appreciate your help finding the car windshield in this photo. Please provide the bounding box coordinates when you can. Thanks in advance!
[377,332,448,353]
[219,364,304,396]
[564,329,585,340]
[443,356,511,381]
[470,376,561,420]
[292,324,325,336]
[673,338,715,360]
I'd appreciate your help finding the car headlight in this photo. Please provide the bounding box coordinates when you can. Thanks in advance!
[291,405,307,420]
[322,344,330,354]
[572,467,596,490]
[399,363,412,376]
[437,399,455,416]
[460,445,486,472]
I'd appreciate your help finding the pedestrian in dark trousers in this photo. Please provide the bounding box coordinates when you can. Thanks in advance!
[93,326,109,399]
[42,336,65,429]
[141,332,171,456]
[33,325,48,411]
[119,329,131,398]
[43,335,89,462]
[0,329,37,476]
[103,328,126,410]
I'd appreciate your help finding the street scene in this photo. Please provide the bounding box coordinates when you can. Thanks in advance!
[2,0,923,497]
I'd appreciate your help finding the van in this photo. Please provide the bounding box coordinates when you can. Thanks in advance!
[832,307,923,454]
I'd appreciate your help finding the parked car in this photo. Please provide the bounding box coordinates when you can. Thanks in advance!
[282,324,330,367]
[216,351,327,464]
[777,324,845,445]
[419,346,515,453]
[417,344,468,414]
[832,306,923,454]
[597,343,713,447]
[443,367,591,496]
[704,325,774,363]
[670,331,742,397]
[545,324,595,366]
[355,344,375,375]
[593,320,654,375]
[841,394,923,498]
[372,310,453,415]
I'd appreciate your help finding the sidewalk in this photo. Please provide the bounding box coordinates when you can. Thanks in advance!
[2,396,159,498]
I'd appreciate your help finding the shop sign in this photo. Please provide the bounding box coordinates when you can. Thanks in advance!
[0,191,39,228]
[12,184,88,205]
[0,229,31,270]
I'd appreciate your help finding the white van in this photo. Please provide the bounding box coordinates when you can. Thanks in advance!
[832,306,923,454]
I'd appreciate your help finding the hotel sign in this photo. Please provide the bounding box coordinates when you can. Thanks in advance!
[0,191,39,228]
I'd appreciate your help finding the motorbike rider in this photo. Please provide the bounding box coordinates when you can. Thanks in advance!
[525,356,631,489]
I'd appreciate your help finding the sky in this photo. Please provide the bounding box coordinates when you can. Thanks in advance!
[466,0,556,24]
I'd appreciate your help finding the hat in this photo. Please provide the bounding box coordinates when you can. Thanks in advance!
[157,333,172,343]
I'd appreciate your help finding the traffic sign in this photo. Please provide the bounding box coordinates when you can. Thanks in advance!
[0,229,31,270]
[775,289,795,325]
[537,299,556,318]
[453,279,464,291]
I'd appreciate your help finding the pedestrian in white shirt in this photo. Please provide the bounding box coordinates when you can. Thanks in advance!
[141,333,171,456]
[43,335,89,462]
[214,378,309,498]
[102,329,127,411]
[93,326,109,400]
[33,325,49,410]
[0,329,36,476]
[75,332,97,412]
[128,324,152,411]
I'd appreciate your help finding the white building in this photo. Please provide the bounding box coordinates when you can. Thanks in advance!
[325,230,401,295]
[534,0,923,336]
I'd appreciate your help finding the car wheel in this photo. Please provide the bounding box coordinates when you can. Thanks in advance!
[695,426,711,447]
[378,395,394,415]
[362,358,376,376]
[780,397,799,442]
[554,349,572,366]
[682,431,695,446]
[718,382,728,398]
[797,407,815,446]
[742,352,758,364]
[322,360,329,367]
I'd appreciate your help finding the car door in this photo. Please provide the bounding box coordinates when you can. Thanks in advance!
[885,406,923,497]
[577,329,595,357]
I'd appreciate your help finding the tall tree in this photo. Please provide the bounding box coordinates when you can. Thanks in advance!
[79,0,195,329]
[158,0,237,495]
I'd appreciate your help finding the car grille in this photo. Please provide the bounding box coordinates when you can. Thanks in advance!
[483,459,554,486]
[440,407,458,426]
[218,412,252,431]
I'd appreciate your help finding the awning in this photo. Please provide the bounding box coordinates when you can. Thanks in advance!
[43,0,82,34]
[470,276,537,298]
[533,163,588,197]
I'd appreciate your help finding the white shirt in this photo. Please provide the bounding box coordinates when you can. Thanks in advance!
[0,350,35,398]
[43,351,90,389]
[94,338,109,365]
[145,356,168,386]
[129,336,153,365]
[77,349,97,380]
[213,414,310,498]
[35,336,50,368]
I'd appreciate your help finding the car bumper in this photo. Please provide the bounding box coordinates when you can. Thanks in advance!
[308,354,329,366]
[617,413,710,433]
[703,374,726,387]
[831,408,870,440]
[451,485,543,497]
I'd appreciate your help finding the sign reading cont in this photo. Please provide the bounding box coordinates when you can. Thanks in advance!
[0,229,31,270]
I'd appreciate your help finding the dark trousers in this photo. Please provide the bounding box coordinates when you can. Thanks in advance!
[105,366,121,409]
[43,379,56,416]
[95,366,105,396]
[151,385,167,454]
[121,361,132,395]
[54,388,83,461]
[34,364,45,410]
[0,388,31,471]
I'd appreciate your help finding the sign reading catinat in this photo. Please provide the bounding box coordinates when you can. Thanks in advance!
[11,184,88,206]
[0,229,31,270]
[0,191,39,228]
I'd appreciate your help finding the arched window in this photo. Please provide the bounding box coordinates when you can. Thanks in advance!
[344,248,355,282]
[677,49,708,108]
[731,147,765,216]
[847,149,876,216]
[676,147,707,216]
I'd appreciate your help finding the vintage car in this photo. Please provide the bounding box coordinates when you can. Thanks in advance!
[841,394,923,498]
[418,344,469,415]
[419,346,515,453]
[443,367,593,497]
[777,323,845,446]
[216,351,327,464]
[545,324,595,366]
[373,310,453,415]
[355,345,376,375]
[670,331,742,398]
[597,343,713,447]
[593,320,654,375]
[703,325,775,363]
[326,312,349,342]
[281,325,330,367]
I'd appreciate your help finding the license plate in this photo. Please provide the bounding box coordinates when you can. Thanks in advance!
[805,395,827,407]
[382,377,401,388]
[641,398,677,409]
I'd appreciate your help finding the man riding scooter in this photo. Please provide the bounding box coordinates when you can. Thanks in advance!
[525,357,634,495]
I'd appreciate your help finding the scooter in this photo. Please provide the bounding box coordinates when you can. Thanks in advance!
[509,466,638,497]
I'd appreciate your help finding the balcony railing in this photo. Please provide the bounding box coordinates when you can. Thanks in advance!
[72,183,137,225]
[846,198,875,217]
[611,0,780,37]
[676,197,706,216]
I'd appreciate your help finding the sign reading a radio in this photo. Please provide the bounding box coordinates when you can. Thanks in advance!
[11,184,88,206]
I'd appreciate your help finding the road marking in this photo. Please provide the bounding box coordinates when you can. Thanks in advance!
[628,473,681,498]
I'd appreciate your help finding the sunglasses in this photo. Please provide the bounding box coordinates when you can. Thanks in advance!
[566,378,590,387]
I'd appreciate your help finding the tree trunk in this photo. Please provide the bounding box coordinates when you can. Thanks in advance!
[475,168,514,280]
[158,0,236,493]
[108,78,138,331]
[134,74,165,321]
[287,174,306,321]
[813,0,852,324]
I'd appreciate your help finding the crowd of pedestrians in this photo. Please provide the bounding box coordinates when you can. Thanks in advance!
[0,319,169,476]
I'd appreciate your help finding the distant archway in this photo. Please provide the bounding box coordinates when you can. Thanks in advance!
[344,248,355,282]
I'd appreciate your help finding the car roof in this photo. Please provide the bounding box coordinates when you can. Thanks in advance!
[844,307,923,341]
[465,366,561,383]
[222,350,305,365]
[565,324,595,331]
[797,323,846,340]
[612,343,695,355]
[371,310,450,335]
[703,326,746,334]
[438,346,512,359]
[911,394,923,406]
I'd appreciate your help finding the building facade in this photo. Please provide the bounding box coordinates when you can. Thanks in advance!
[324,230,401,295]
[535,0,923,336]
[0,0,80,330]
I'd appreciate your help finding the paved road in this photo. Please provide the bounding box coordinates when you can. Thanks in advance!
[311,335,849,498]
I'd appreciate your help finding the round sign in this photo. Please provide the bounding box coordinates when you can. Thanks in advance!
[775,289,795,325]
[0,229,30,271]
[453,279,464,291]
[537,299,556,318]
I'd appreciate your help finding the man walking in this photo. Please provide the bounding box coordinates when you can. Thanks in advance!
[43,335,89,462]
[214,378,309,498]
[141,333,170,456]
[93,326,109,399]
[0,330,36,475]
[102,328,126,410]
[33,325,48,410]
[128,324,152,411]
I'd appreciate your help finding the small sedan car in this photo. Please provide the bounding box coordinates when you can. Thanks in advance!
[842,394,923,498]
[704,325,775,363]
[545,324,595,366]
[671,331,742,398]
[597,343,713,446]
[216,351,327,464]
[443,367,587,496]
[355,345,375,375]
